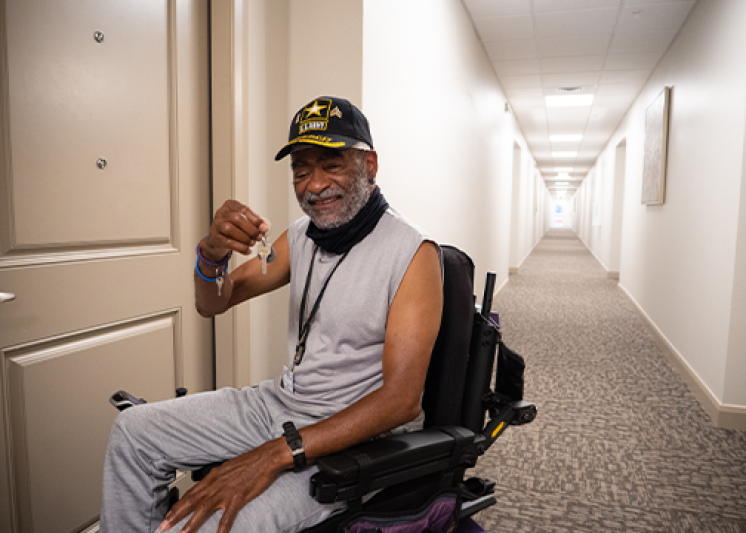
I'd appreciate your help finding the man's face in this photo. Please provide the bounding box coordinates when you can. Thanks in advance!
[291,147,377,229]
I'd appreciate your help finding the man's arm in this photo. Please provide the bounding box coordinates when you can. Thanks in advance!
[297,241,443,453]
[161,241,443,533]
[195,200,291,317]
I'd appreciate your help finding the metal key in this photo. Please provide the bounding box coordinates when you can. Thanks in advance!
[257,219,274,275]
[216,271,224,296]
[257,239,272,275]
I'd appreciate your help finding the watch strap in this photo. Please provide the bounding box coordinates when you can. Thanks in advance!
[282,421,306,471]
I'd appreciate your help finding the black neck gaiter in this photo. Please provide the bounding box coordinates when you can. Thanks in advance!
[305,186,389,254]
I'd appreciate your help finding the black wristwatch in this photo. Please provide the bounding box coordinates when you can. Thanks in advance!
[282,421,306,472]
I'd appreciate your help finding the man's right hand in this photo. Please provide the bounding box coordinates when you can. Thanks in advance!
[195,200,291,318]
[200,200,271,261]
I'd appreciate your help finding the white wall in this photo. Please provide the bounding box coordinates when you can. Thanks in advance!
[508,145,542,269]
[574,139,626,274]
[588,0,746,413]
[362,0,530,294]
[241,0,550,381]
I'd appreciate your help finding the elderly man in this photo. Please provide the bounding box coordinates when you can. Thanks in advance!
[100,96,442,533]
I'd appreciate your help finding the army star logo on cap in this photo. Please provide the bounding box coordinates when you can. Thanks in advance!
[304,100,328,118]
[297,99,333,135]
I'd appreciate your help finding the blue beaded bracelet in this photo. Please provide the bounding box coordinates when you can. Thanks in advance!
[195,258,227,282]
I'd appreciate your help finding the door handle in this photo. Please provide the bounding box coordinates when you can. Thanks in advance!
[0,292,16,303]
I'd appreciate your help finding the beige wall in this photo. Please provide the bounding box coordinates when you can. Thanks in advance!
[579,0,746,416]
[245,0,292,383]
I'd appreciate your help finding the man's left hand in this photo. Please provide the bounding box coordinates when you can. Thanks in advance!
[157,440,288,533]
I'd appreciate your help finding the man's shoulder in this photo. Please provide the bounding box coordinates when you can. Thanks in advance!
[378,208,429,240]
[288,216,311,243]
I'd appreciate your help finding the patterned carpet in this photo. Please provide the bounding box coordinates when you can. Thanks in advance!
[469,228,746,532]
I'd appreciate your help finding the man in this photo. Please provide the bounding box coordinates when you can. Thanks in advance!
[100,96,443,533]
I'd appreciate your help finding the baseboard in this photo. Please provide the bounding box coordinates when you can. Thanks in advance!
[618,283,746,430]
[508,267,519,275]
[494,276,509,296]
[607,271,620,280]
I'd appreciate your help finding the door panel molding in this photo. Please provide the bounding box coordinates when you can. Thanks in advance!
[1,309,182,533]
[0,0,182,269]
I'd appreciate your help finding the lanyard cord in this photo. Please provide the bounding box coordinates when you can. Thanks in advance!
[294,246,350,368]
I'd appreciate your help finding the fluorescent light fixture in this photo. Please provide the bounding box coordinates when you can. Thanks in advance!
[546,95,594,107]
[554,167,573,172]
[550,134,583,142]
[552,151,577,158]
[557,173,570,179]
[555,182,569,186]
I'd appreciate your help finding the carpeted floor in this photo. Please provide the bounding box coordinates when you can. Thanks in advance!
[469,228,746,532]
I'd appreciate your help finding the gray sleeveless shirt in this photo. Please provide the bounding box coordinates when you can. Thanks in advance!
[273,208,435,419]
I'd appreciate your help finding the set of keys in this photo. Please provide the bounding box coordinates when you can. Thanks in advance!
[256,219,275,275]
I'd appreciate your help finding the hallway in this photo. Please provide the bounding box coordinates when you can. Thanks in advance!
[471,229,746,532]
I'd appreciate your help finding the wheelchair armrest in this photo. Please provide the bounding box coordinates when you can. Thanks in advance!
[310,426,478,504]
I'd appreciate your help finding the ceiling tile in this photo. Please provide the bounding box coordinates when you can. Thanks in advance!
[518,121,549,138]
[528,140,553,153]
[537,33,611,58]
[578,130,615,145]
[492,58,542,76]
[578,139,607,152]
[515,107,549,126]
[546,109,591,129]
[609,30,677,55]
[542,71,601,90]
[474,16,534,42]
[541,55,606,73]
[505,86,545,100]
[599,69,650,84]
[535,8,619,38]
[499,75,544,88]
[484,39,538,61]
[616,3,696,34]
[533,0,621,13]
[604,52,660,70]
[550,141,582,151]
[463,0,531,19]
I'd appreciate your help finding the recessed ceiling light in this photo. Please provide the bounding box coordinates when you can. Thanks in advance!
[554,167,573,172]
[546,95,594,107]
[555,182,569,186]
[550,134,583,142]
[557,173,570,179]
[552,151,577,158]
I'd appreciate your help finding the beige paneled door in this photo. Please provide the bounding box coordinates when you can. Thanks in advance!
[0,1,212,532]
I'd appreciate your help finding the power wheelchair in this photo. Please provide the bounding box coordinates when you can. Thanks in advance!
[111,246,537,532]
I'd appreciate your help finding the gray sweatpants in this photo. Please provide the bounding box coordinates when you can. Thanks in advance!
[100,380,345,533]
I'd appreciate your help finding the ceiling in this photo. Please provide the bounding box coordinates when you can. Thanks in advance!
[461,0,697,198]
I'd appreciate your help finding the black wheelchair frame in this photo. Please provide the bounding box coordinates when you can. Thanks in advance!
[111,246,537,532]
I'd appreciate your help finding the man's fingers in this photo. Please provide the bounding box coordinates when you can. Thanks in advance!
[222,201,268,234]
[216,504,239,533]
[212,204,269,253]
[180,506,210,533]
[159,498,190,531]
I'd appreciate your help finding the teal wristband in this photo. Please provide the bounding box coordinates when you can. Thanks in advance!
[195,258,226,282]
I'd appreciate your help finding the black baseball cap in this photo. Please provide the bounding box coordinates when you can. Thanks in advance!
[274,96,374,161]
